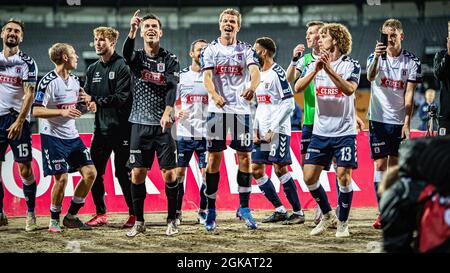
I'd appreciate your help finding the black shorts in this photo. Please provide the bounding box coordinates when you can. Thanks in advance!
[128,123,177,170]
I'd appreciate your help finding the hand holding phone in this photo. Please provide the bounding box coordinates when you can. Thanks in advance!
[379,33,388,60]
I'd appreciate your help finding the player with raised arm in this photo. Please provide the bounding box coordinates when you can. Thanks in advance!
[175,39,209,225]
[33,43,97,233]
[123,11,180,237]
[0,19,38,231]
[252,37,305,225]
[366,19,421,229]
[201,8,260,231]
[295,23,361,237]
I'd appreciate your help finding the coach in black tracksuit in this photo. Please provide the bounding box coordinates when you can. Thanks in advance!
[81,27,134,227]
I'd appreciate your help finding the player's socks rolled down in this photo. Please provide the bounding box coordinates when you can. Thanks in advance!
[205,172,220,209]
[165,180,178,221]
[23,182,37,213]
[68,196,85,216]
[176,176,185,212]
[280,173,301,212]
[0,180,4,211]
[307,182,332,215]
[337,184,353,222]
[237,171,252,208]
[199,183,207,210]
[257,175,283,208]
[131,183,147,222]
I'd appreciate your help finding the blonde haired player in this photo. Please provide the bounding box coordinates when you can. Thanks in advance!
[33,43,97,232]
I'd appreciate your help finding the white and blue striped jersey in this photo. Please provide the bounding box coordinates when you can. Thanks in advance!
[33,70,81,139]
[0,51,38,118]
[303,55,361,137]
[367,49,422,125]
[176,66,208,138]
[200,38,260,115]
[254,63,294,136]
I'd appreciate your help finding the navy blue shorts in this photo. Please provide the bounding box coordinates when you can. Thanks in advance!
[300,124,313,155]
[40,134,93,177]
[304,134,358,169]
[369,120,403,159]
[177,137,207,168]
[252,134,292,165]
[206,113,252,152]
[0,113,32,162]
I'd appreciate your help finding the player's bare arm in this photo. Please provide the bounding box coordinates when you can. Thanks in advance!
[253,128,261,144]
[402,81,416,139]
[203,69,225,108]
[367,42,386,81]
[356,115,365,132]
[79,87,91,103]
[286,43,305,83]
[6,82,35,140]
[128,10,141,39]
[241,64,260,101]
[160,106,174,130]
[294,61,321,93]
[32,105,82,119]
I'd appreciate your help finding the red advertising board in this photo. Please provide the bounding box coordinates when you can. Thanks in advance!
[1,131,425,217]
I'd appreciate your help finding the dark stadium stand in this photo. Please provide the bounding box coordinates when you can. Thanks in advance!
[19,17,448,75]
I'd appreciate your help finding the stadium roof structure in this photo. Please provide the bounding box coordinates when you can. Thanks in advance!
[2,0,442,8]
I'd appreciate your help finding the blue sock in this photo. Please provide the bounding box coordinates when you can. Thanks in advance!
[199,183,207,210]
[308,184,331,214]
[0,181,4,211]
[335,176,340,199]
[50,210,61,221]
[374,182,380,206]
[23,182,37,213]
[257,176,283,208]
[280,174,301,212]
[338,185,353,222]
[50,205,61,221]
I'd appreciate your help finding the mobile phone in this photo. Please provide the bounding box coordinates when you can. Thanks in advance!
[380,32,388,60]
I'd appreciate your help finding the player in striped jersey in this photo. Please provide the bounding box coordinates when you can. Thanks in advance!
[201,8,261,232]
[252,37,305,225]
[33,43,97,233]
[366,19,422,229]
[0,19,38,231]
[295,23,361,238]
[175,39,209,225]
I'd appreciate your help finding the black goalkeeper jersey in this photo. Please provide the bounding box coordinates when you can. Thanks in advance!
[123,37,179,126]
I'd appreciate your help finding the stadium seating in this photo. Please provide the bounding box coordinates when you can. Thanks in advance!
[19,17,448,74]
